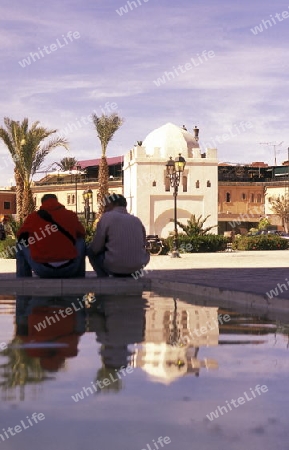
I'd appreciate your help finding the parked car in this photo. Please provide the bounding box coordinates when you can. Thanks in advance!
[247,229,289,239]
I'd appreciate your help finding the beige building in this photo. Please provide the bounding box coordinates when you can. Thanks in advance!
[265,182,289,229]
[217,162,289,233]
[32,179,122,216]
[218,182,265,234]
[31,159,123,216]
[123,123,218,238]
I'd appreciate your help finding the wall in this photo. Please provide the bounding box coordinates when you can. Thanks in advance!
[123,145,218,238]
[0,190,16,215]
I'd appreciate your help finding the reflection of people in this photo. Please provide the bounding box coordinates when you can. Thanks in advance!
[16,194,86,278]
[87,194,150,277]
[89,294,146,392]
[0,295,85,401]
[15,295,86,372]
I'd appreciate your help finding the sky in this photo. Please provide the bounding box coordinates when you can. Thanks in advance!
[1,0,289,186]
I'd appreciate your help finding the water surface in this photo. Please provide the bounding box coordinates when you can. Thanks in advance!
[0,292,288,450]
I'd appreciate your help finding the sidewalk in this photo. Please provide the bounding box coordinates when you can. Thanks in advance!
[0,250,289,313]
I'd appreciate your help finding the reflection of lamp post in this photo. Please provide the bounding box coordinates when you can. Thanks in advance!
[166,154,186,258]
[75,164,81,214]
[83,189,93,224]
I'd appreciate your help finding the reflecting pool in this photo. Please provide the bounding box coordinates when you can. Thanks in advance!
[0,292,288,450]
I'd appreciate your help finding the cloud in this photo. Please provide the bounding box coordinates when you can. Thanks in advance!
[1,0,289,185]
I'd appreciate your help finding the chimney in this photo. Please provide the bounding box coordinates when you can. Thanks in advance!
[193,125,199,141]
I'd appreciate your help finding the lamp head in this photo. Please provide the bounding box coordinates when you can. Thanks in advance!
[166,157,175,176]
[174,154,186,172]
[83,189,92,200]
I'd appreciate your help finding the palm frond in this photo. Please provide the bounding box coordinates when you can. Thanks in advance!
[0,117,69,218]
[31,137,69,176]
[92,113,124,156]
[177,214,216,237]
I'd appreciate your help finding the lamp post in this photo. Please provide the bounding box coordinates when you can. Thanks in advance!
[166,154,186,258]
[83,189,93,224]
[75,164,81,214]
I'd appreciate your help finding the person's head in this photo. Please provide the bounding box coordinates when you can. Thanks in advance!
[103,194,127,212]
[41,194,58,204]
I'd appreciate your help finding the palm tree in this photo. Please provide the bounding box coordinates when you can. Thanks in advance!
[0,117,68,220]
[269,195,289,232]
[52,156,77,171]
[177,214,216,236]
[92,113,124,216]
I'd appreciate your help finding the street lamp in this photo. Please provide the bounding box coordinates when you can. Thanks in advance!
[75,164,81,214]
[83,189,93,224]
[166,154,186,258]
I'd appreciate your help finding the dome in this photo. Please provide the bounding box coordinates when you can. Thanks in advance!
[142,123,199,158]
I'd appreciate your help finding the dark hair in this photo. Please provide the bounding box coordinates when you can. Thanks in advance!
[41,194,57,204]
[105,193,127,207]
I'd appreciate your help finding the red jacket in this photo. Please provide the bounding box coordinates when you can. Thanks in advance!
[17,198,85,263]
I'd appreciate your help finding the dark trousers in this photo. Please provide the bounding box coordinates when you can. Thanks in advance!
[16,238,86,278]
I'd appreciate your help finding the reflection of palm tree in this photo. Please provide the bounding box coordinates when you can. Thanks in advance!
[0,337,53,401]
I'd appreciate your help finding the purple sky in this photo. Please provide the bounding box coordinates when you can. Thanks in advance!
[1,0,289,185]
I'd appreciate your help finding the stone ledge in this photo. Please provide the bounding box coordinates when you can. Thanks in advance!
[0,276,151,295]
[0,275,288,316]
[151,278,289,315]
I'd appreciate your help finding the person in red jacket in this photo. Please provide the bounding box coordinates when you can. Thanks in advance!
[16,194,86,278]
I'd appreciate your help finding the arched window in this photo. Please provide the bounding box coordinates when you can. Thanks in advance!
[207,180,211,187]
[242,193,246,200]
[165,176,170,192]
[67,195,71,205]
[183,176,187,192]
[257,193,262,203]
[251,193,255,203]
[196,180,200,188]
[226,192,231,202]
[72,194,75,204]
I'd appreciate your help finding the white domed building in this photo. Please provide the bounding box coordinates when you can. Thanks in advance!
[123,123,218,237]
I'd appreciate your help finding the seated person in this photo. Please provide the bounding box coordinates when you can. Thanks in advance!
[87,194,150,277]
[16,194,86,278]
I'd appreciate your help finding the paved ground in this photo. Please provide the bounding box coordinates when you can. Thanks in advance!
[0,250,289,313]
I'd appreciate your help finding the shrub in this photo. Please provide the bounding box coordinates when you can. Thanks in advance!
[0,238,17,259]
[232,235,289,251]
[79,217,97,244]
[164,234,229,253]
[159,238,170,255]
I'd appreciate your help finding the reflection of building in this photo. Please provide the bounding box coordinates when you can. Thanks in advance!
[132,296,219,384]
[88,294,219,386]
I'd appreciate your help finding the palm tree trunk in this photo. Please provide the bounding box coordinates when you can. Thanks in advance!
[14,168,24,221]
[97,156,109,216]
[22,185,35,219]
